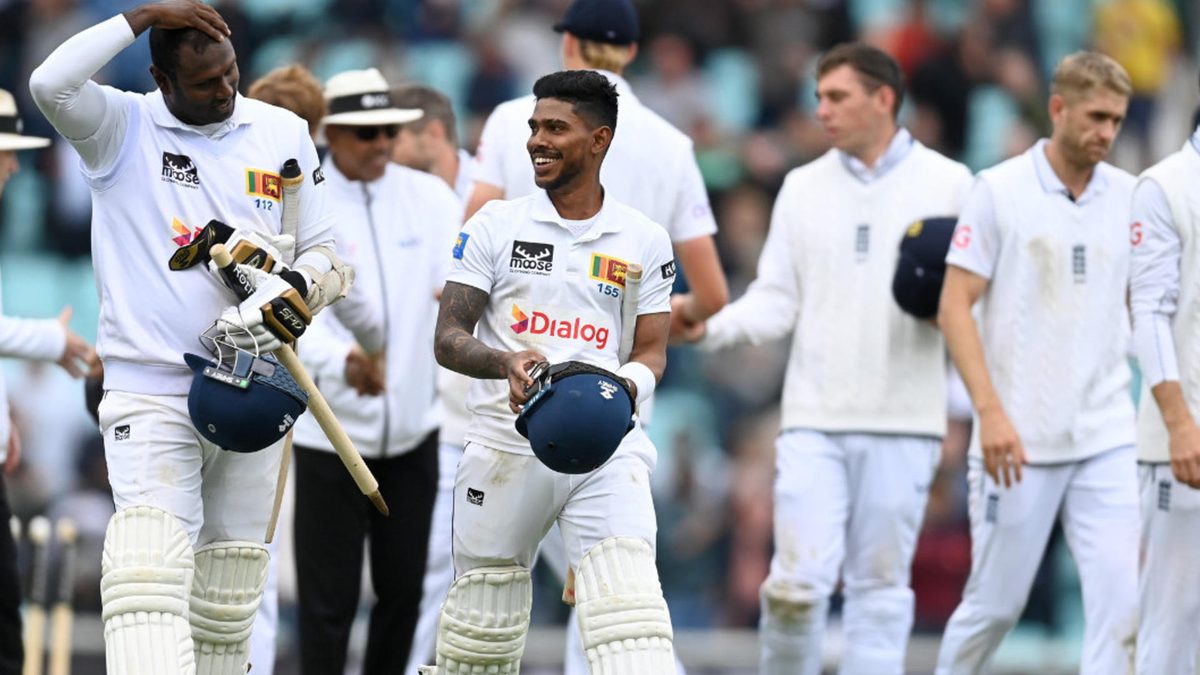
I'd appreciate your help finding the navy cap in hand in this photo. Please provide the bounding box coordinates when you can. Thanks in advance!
[892,216,958,320]
[553,0,640,46]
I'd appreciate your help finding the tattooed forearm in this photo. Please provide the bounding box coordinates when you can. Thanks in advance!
[435,281,510,379]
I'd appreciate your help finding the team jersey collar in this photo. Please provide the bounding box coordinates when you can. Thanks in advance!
[531,189,622,241]
[837,128,914,183]
[1030,138,1109,204]
[146,90,251,140]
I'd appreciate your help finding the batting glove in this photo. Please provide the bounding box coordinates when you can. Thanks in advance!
[215,268,311,353]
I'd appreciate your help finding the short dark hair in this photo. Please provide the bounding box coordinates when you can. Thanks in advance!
[149,27,219,81]
[817,42,905,118]
[391,84,458,144]
[532,70,618,132]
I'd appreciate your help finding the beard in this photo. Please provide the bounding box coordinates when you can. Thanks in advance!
[537,160,582,193]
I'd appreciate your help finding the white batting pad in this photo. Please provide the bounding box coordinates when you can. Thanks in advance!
[189,541,269,675]
[575,537,675,674]
[429,565,532,674]
[101,505,196,675]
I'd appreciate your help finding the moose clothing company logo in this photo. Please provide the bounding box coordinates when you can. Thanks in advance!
[509,303,610,350]
[510,241,554,275]
[161,151,200,188]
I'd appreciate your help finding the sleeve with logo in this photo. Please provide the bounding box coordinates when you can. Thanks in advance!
[667,149,718,243]
[637,227,676,315]
[944,178,1000,279]
[28,15,137,175]
[700,173,803,351]
[1129,178,1180,387]
[446,208,501,293]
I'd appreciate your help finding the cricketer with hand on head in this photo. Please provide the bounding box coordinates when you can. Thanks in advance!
[424,70,677,674]
[29,2,359,673]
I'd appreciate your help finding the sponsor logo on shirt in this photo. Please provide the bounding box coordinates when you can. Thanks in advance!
[855,224,870,262]
[161,151,200,188]
[246,169,282,201]
[952,224,972,249]
[510,241,554,274]
[661,260,677,280]
[1158,480,1171,511]
[589,254,628,288]
[170,217,203,247]
[1072,244,1086,284]
[452,232,470,260]
[313,167,325,185]
[114,425,131,441]
[509,303,610,350]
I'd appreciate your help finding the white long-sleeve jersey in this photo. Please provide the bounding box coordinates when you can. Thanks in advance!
[701,133,973,437]
[1131,127,1200,462]
[28,15,352,395]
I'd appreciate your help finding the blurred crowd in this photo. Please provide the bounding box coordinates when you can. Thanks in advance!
[0,0,1198,655]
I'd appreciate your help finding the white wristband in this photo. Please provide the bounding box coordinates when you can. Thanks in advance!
[616,361,656,407]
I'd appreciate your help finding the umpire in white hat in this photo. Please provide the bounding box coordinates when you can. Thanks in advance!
[290,67,464,675]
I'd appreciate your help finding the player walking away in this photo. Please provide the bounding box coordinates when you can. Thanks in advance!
[0,86,96,675]
[29,2,355,673]
[1129,83,1200,675]
[676,43,973,675]
[935,52,1137,674]
[241,62,328,675]
[423,70,677,675]
[388,82,475,674]
[287,67,458,675]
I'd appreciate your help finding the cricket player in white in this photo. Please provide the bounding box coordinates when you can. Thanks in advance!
[935,52,1138,674]
[424,70,676,674]
[1129,116,1200,673]
[29,2,355,673]
[678,43,972,674]
[467,3,726,670]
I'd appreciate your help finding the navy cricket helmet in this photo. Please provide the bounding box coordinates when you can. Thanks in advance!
[183,350,308,453]
[892,216,958,320]
[516,361,635,474]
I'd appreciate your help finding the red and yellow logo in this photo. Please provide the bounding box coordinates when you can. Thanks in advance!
[170,217,202,246]
[246,169,282,201]
[589,254,629,288]
[511,304,530,333]
[509,304,609,350]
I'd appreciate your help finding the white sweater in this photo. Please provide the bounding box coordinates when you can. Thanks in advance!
[1131,130,1200,462]
[702,137,973,437]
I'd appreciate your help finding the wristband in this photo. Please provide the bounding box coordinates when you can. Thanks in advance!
[616,361,655,407]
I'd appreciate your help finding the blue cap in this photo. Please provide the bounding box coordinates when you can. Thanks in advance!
[892,216,958,320]
[516,361,635,474]
[553,0,639,45]
[184,351,308,453]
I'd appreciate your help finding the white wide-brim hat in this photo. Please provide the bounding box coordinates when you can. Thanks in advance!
[322,68,423,127]
[0,89,49,151]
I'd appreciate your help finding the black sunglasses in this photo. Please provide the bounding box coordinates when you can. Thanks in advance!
[352,124,400,141]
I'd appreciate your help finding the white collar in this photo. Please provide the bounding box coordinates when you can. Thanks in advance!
[530,189,623,241]
[146,90,249,140]
[1030,138,1109,204]
[837,128,914,183]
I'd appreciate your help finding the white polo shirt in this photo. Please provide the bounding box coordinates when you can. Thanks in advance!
[946,139,1136,463]
[448,190,675,455]
[472,71,716,244]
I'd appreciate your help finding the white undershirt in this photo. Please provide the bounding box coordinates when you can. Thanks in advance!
[562,213,599,239]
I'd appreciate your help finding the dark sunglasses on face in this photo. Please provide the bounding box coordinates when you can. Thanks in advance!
[352,124,400,141]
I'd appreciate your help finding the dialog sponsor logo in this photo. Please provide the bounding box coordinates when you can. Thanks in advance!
[510,304,609,350]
